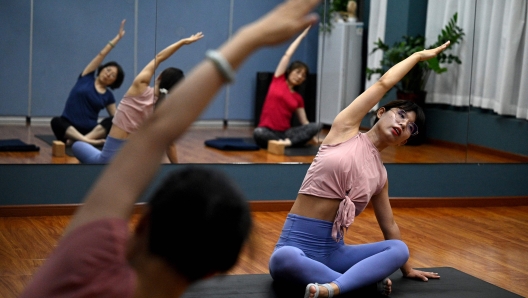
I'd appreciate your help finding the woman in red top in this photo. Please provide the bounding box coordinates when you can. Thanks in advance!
[253,26,322,149]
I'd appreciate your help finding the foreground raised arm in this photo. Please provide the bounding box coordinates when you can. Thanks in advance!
[64,0,322,236]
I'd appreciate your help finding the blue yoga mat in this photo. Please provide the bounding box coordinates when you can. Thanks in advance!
[0,139,40,152]
[204,137,320,156]
[205,137,260,151]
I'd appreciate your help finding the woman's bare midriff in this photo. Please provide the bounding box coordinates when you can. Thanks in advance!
[289,193,341,222]
[108,125,129,139]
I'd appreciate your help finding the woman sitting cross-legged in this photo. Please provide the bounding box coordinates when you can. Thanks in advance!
[51,20,126,147]
[268,41,451,298]
[253,26,322,151]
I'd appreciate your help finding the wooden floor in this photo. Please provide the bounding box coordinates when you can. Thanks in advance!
[1,207,527,297]
[0,123,526,164]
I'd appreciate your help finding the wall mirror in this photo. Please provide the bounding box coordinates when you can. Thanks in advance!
[0,0,526,164]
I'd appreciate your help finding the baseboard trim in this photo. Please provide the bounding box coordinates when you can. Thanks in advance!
[386,196,528,208]
[467,143,528,162]
[0,117,252,128]
[1,197,527,217]
[0,203,147,217]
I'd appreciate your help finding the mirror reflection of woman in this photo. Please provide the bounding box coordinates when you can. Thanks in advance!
[50,20,126,146]
[253,26,322,150]
[269,41,451,298]
[72,32,204,164]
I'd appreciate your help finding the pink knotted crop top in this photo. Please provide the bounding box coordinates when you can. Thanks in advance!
[298,133,387,241]
[113,86,158,134]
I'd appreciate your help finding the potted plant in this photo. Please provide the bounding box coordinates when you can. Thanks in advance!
[366,13,465,106]
[319,0,357,32]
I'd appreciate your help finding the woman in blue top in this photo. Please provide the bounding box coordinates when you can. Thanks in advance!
[51,20,126,146]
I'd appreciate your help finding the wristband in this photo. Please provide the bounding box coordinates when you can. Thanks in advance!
[205,50,235,83]
[108,41,115,48]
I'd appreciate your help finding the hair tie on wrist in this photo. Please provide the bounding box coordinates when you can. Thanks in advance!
[108,41,115,48]
[205,50,235,83]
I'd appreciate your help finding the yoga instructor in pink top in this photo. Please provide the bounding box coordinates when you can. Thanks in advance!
[268,41,452,298]
[72,32,204,164]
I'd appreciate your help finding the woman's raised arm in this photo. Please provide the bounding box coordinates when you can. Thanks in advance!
[326,41,451,143]
[274,26,311,77]
[82,20,126,76]
[127,32,204,96]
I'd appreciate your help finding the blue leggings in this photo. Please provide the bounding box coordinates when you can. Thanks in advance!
[268,214,409,294]
[71,136,125,164]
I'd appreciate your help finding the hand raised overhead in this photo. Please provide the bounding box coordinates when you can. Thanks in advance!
[183,32,205,45]
[417,41,450,61]
[117,19,126,38]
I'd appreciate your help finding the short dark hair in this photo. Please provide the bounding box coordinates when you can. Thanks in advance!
[373,99,425,139]
[97,61,125,90]
[155,67,185,108]
[285,61,309,91]
[147,166,252,282]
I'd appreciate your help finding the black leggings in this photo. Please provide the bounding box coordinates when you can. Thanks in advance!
[253,123,323,149]
[50,116,113,142]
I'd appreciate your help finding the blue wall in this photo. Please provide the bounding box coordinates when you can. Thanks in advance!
[0,0,31,116]
[1,163,527,206]
[385,0,427,45]
[0,0,319,121]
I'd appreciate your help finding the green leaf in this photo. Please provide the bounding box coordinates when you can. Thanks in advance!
[366,12,464,93]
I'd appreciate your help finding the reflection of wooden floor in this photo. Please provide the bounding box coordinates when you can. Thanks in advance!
[1,207,527,297]
[0,123,525,164]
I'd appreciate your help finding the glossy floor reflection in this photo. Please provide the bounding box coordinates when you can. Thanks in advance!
[0,123,525,164]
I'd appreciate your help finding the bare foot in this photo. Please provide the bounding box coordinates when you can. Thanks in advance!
[377,278,392,296]
[305,284,318,298]
[275,139,292,146]
[304,283,338,298]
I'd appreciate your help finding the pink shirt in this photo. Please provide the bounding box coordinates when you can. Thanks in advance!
[19,218,136,298]
[113,86,158,133]
[299,133,387,241]
[258,75,304,131]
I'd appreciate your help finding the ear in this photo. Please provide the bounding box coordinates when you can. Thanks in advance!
[126,208,152,261]
[376,107,386,120]
[134,207,152,235]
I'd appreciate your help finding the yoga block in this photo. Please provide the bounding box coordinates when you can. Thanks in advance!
[52,140,65,157]
[267,140,285,155]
